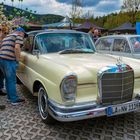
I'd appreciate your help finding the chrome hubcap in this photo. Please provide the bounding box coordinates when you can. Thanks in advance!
[38,87,48,120]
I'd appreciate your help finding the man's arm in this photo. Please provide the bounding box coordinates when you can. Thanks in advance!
[15,44,21,62]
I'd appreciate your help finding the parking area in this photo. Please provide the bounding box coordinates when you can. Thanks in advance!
[0,85,140,140]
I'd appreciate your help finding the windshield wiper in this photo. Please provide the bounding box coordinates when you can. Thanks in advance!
[59,49,94,54]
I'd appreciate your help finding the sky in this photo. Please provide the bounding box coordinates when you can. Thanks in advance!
[2,0,123,17]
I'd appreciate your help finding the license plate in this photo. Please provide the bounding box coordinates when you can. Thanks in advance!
[106,100,140,117]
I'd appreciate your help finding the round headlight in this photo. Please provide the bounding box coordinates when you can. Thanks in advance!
[60,74,77,101]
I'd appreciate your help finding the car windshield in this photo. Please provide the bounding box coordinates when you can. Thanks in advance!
[130,37,140,53]
[35,33,95,54]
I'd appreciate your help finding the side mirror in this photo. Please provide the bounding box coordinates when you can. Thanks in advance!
[32,49,40,58]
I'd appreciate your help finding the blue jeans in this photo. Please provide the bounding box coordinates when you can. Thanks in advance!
[0,59,19,102]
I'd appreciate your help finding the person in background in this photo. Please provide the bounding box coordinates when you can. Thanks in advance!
[88,27,94,40]
[0,27,27,105]
[0,23,10,43]
[98,30,102,37]
[0,24,8,96]
[88,28,100,43]
[0,25,9,110]
[93,29,100,43]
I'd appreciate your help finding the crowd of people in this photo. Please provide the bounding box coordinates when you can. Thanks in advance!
[0,26,28,110]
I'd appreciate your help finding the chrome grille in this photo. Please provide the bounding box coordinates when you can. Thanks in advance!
[100,70,134,105]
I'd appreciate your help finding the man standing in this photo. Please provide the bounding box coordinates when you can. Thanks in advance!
[88,28,100,43]
[88,27,94,40]
[93,29,100,43]
[0,27,27,105]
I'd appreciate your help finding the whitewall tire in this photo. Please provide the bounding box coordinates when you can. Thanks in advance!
[38,86,55,124]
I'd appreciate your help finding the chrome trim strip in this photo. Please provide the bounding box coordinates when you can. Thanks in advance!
[48,99,140,122]
[48,99,97,110]
[78,83,96,86]
[48,99,106,122]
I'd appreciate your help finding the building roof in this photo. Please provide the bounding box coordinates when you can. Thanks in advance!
[110,22,136,32]
[75,21,106,30]
[42,16,73,28]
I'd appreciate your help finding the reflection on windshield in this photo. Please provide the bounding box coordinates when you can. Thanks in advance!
[35,33,95,54]
[130,37,140,53]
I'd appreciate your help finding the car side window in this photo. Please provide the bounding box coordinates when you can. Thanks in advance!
[130,37,140,53]
[96,38,113,51]
[113,39,131,53]
[34,35,50,53]
[23,36,34,53]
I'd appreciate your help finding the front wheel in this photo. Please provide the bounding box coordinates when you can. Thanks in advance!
[38,86,55,124]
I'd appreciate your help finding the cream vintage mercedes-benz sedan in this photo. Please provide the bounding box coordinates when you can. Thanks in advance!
[17,29,140,124]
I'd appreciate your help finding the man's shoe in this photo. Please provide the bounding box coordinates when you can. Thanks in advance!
[11,98,25,105]
[0,105,6,110]
[0,90,6,96]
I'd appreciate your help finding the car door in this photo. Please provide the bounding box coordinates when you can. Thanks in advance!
[95,37,113,54]
[17,34,39,92]
[111,38,132,57]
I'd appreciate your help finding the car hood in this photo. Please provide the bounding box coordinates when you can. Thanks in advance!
[42,53,118,69]
[41,53,140,84]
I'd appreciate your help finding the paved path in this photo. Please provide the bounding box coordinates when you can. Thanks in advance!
[0,85,140,140]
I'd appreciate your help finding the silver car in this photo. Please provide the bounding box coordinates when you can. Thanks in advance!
[95,35,140,59]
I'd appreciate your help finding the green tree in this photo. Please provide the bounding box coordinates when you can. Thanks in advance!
[82,10,94,21]
[121,0,140,24]
[70,0,83,24]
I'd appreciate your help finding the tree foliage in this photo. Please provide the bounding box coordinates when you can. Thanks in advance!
[70,0,83,22]
[121,0,140,24]
[1,4,63,24]
[91,0,140,29]
[121,0,140,12]
[2,0,140,30]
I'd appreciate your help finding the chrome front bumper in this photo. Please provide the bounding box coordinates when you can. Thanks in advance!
[48,99,140,122]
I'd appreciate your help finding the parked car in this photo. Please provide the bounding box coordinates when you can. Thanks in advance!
[95,35,140,59]
[17,30,140,123]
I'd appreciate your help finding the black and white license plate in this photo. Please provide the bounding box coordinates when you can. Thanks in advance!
[106,100,140,117]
